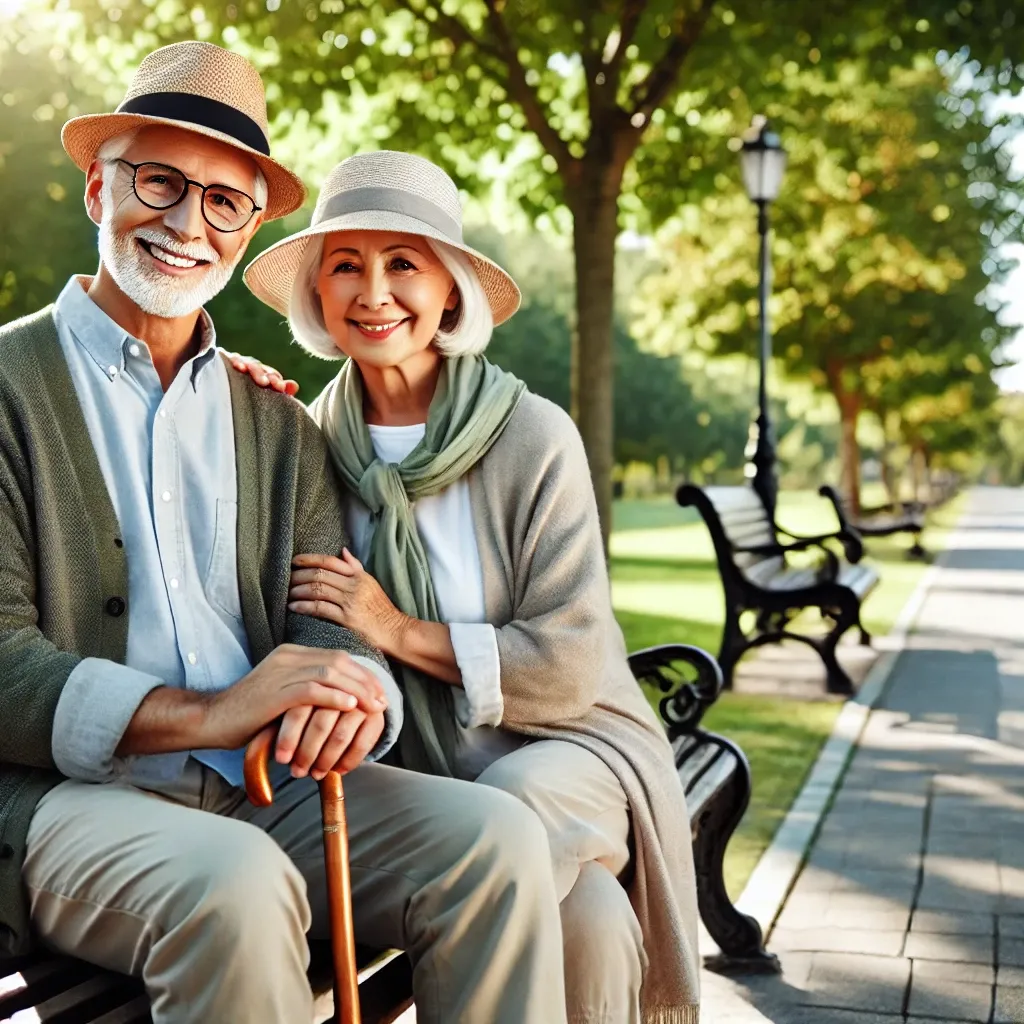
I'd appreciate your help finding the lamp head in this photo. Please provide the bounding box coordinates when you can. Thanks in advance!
[740,116,787,203]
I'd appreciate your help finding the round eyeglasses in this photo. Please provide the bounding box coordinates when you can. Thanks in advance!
[113,159,262,233]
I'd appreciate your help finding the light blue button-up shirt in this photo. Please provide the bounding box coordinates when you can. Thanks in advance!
[49,276,399,786]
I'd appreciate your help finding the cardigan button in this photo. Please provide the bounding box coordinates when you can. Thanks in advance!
[114,538,124,549]
[105,596,126,617]
[0,843,12,859]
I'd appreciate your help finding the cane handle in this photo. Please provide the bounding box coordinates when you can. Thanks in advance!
[244,723,277,807]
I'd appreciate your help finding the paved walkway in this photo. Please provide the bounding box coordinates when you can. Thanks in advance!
[703,486,1024,1023]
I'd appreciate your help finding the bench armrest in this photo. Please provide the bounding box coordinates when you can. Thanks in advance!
[730,541,784,556]
[628,644,723,738]
[776,526,864,565]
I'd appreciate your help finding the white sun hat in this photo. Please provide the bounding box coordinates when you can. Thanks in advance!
[61,40,306,221]
[243,150,521,324]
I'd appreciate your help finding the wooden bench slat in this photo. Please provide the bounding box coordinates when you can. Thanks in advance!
[8,973,132,1022]
[1,969,29,1003]
[83,996,151,1024]
[0,959,96,1018]
[1,959,69,1001]
[676,743,722,799]
[357,952,414,1024]
[672,734,701,764]
[687,749,740,813]
[837,564,879,597]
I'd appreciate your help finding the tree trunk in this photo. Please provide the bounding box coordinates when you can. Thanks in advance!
[839,403,862,516]
[827,359,862,516]
[570,156,625,553]
[910,444,926,503]
[879,442,896,505]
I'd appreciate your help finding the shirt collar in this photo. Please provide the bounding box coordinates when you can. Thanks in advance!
[54,275,220,389]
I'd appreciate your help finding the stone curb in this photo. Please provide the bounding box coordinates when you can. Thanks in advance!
[733,521,959,939]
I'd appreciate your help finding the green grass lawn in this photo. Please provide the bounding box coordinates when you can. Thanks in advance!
[611,487,964,897]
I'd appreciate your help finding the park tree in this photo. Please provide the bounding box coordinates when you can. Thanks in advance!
[991,393,1024,487]
[636,54,1023,512]
[858,273,1012,497]
[477,228,754,477]
[41,0,1024,545]
[0,24,100,320]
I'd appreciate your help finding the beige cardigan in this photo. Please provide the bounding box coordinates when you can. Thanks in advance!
[463,392,700,1024]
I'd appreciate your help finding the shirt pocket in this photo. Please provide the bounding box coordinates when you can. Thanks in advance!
[204,498,244,624]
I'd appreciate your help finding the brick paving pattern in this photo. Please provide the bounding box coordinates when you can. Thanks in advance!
[702,487,1024,1023]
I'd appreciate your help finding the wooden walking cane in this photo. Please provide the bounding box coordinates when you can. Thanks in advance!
[244,724,362,1024]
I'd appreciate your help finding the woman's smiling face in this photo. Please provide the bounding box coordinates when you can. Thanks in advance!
[317,229,458,369]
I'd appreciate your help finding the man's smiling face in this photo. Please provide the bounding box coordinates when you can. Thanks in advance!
[85,124,264,319]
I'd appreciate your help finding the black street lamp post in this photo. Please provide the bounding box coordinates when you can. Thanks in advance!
[739,117,787,517]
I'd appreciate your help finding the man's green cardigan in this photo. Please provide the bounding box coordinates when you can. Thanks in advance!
[0,307,386,959]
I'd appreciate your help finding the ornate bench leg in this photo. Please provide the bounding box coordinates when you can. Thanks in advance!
[858,619,872,647]
[818,602,858,695]
[717,611,747,691]
[694,744,781,976]
[819,639,854,695]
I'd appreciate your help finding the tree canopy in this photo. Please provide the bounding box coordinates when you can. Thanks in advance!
[1,0,1022,512]
[37,0,1024,539]
[635,53,1023,507]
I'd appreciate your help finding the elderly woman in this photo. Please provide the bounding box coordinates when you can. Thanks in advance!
[239,150,700,1024]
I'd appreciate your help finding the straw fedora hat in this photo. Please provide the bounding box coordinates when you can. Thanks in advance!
[61,40,305,221]
[243,151,521,324]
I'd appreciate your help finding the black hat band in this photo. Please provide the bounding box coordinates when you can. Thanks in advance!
[116,92,270,156]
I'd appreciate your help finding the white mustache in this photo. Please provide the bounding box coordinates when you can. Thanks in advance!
[133,227,220,265]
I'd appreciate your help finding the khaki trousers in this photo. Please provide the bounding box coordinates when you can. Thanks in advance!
[25,741,642,1024]
[24,759,566,1024]
[477,740,646,1024]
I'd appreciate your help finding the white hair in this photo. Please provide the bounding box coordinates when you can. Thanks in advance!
[96,130,138,163]
[95,128,248,318]
[96,128,268,207]
[287,234,494,360]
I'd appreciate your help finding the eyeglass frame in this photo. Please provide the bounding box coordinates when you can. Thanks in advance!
[111,158,263,233]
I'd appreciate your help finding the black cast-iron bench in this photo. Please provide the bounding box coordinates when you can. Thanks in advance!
[0,643,777,1023]
[818,484,927,560]
[678,483,879,696]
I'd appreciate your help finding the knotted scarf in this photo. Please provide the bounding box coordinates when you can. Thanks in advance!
[314,355,526,775]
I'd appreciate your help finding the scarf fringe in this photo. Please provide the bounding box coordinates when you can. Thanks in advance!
[569,1009,698,1024]
[643,1006,701,1024]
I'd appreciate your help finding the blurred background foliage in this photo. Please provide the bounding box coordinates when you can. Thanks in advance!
[3,0,1017,896]
[2,0,1024,506]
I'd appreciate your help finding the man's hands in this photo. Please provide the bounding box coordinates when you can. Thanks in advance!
[275,706,386,781]
[199,644,388,777]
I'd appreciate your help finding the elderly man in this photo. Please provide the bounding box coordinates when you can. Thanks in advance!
[0,41,566,1024]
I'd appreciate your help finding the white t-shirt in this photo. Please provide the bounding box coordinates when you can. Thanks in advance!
[345,422,524,779]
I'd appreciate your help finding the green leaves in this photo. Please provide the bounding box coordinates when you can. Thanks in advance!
[6,0,1024,484]
[636,51,1020,468]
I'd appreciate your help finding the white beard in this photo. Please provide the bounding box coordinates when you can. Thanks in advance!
[98,175,243,319]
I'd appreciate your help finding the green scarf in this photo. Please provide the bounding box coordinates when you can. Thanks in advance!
[316,355,526,776]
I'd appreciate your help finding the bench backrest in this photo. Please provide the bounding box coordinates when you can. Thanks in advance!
[818,484,851,528]
[676,484,783,591]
